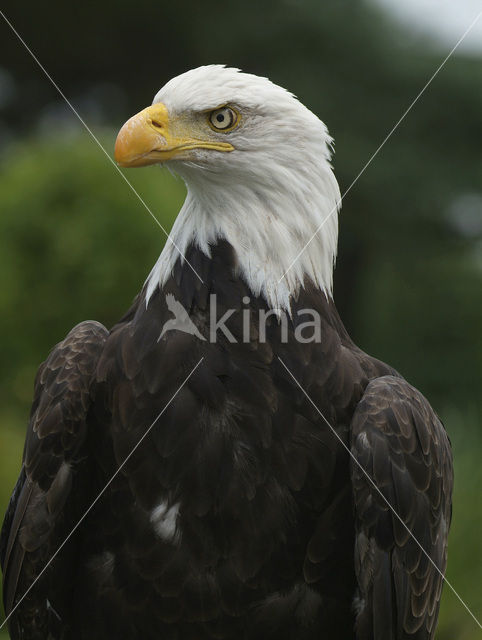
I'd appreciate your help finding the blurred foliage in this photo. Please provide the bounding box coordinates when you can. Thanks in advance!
[0,0,481,637]
[436,407,482,640]
[0,136,185,412]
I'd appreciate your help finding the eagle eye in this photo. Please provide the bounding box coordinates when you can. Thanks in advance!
[208,107,239,132]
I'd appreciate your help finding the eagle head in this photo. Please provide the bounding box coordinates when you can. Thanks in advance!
[114,66,341,312]
[114,65,334,179]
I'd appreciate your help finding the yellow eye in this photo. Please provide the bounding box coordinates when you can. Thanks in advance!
[208,106,239,132]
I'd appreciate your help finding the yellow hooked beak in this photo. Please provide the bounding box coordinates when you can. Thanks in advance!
[114,103,234,167]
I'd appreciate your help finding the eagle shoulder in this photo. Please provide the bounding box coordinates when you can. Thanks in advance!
[350,375,453,639]
[1,320,108,638]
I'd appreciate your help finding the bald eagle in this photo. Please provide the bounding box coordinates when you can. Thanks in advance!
[1,66,452,640]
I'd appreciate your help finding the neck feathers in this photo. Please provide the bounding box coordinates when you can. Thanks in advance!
[146,158,340,311]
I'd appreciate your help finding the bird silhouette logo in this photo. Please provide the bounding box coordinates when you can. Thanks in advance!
[159,294,206,341]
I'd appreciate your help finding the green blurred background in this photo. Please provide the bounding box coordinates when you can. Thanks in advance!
[0,0,481,637]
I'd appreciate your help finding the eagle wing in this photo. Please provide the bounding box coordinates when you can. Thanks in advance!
[0,320,108,639]
[350,375,453,640]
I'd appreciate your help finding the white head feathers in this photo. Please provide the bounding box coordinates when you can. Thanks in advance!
[145,65,341,311]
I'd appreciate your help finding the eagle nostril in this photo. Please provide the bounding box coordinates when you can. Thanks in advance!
[151,119,164,130]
